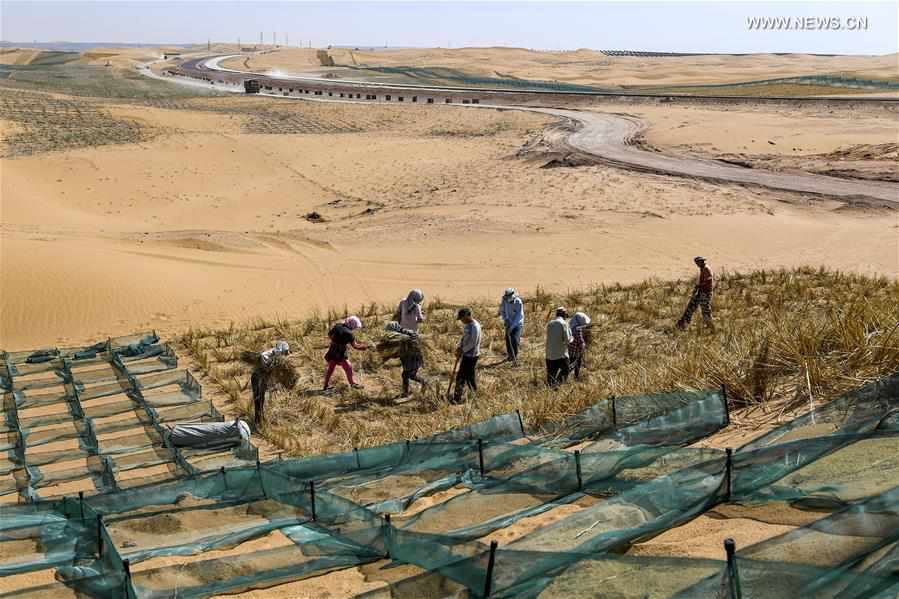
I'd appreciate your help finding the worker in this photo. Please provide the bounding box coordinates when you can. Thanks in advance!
[386,322,428,398]
[453,307,481,404]
[323,316,368,391]
[568,311,591,380]
[251,340,290,427]
[545,307,573,387]
[677,257,715,331]
[394,289,425,332]
[497,288,524,363]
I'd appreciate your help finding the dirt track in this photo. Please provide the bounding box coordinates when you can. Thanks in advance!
[533,108,898,205]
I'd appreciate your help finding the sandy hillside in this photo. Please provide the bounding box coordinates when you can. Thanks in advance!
[221,48,328,73]
[320,47,899,87]
[624,103,899,180]
[2,92,897,349]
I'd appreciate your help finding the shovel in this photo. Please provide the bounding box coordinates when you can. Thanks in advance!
[446,355,461,402]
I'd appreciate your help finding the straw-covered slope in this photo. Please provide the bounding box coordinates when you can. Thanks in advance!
[182,267,899,455]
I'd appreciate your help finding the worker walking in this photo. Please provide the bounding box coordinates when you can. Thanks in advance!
[497,288,524,363]
[323,316,368,391]
[677,257,715,331]
[568,311,591,380]
[546,307,573,387]
[251,340,290,427]
[395,289,425,332]
[453,308,481,404]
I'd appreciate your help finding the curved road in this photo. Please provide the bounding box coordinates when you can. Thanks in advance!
[532,108,898,205]
[164,55,899,205]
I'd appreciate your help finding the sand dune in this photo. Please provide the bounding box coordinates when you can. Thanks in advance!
[2,74,897,349]
[322,47,899,87]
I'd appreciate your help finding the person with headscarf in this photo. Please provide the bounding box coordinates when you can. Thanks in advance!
[394,289,425,332]
[251,340,290,427]
[497,288,524,363]
[677,257,715,332]
[323,316,368,391]
[545,307,573,387]
[387,323,427,398]
[568,312,591,380]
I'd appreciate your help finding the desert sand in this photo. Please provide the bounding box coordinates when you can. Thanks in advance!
[3,84,897,349]
[1,47,898,595]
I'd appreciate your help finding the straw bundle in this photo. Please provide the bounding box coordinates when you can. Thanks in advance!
[239,350,298,389]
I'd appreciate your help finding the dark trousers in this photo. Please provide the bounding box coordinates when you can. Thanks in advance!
[401,355,426,395]
[570,353,584,380]
[454,355,478,402]
[251,369,268,426]
[679,291,713,325]
[546,358,570,387]
[505,325,521,361]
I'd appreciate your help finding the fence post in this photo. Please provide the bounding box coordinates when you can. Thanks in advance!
[353,447,361,469]
[720,384,730,427]
[123,558,133,591]
[725,448,733,502]
[256,459,267,498]
[78,491,85,520]
[97,514,104,558]
[574,451,583,491]
[309,480,317,521]
[483,540,499,597]
[724,538,743,599]
[383,514,392,559]
[515,409,526,436]
[610,395,617,428]
[477,439,485,478]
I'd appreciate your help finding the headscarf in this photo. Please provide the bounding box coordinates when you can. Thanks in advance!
[261,340,290,366]
[570,312,591,330]
[503,288,517,301]
[344,315,363,330]
[404,289,424,314]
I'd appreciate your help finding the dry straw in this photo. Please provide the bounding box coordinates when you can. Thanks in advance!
[181,267,899,456]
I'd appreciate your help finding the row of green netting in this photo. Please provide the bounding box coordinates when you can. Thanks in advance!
[3,426,897,597]
[1,333,258,503]
[2,331,897,598]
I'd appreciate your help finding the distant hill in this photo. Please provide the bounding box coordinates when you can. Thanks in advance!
[0,41,190,52]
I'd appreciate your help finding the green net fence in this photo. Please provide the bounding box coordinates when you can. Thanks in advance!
[1,333,257,504]
[3,333,898,598]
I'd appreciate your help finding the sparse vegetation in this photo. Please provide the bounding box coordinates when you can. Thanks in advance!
[181,267,899,456]
[0,63,211,99]
[0,89,152,156]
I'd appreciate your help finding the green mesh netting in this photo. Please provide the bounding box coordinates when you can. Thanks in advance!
[3,334,898,599]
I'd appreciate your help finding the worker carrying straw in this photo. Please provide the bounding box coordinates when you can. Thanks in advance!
[250,340,290,427]
[394,289,426,332]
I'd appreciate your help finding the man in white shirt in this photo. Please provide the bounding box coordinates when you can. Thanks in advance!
[453,307,481,404]
[545,308,573,387]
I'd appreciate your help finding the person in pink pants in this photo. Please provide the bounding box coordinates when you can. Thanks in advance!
[323,315,368,391]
